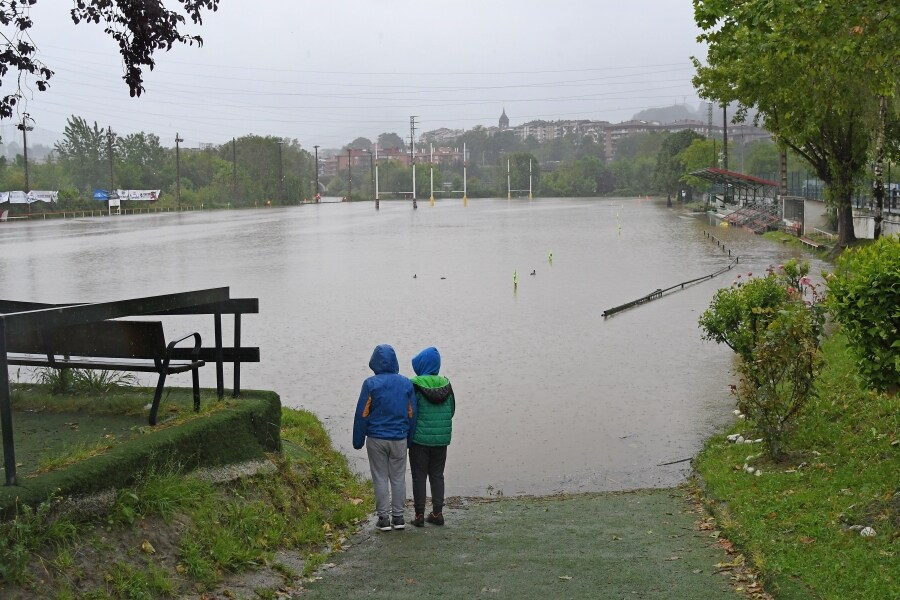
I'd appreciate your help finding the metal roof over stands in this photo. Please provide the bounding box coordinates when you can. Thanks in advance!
[689,167,779,194]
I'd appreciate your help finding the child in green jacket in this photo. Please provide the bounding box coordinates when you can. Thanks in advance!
[408,346,455,527]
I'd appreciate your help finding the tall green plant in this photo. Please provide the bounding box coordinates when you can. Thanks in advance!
[826,235,900,392]
[700,261,824,459]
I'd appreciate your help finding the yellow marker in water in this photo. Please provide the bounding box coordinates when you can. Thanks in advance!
[548,250,553,264]
[513,270,518,286]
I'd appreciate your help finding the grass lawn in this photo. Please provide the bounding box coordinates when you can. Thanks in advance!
[694,333,899,599]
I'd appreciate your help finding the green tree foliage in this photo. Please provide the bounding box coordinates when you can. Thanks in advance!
[0,1,218,118]
[678,138,718,191]
[692,0,900,247]
[542,156,612,197]
[53,116,112,193]
[826,235,900,392]
[699,261,824,459]
[345,137,372,151]
[653,129,702,195]
[377,132,405,151]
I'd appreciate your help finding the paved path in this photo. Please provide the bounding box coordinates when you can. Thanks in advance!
[297,489,743,599]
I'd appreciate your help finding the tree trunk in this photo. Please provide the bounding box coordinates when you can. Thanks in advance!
[830,170,858,247]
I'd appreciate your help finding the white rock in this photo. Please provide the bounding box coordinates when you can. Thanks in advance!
[736,435,745,443]
[754,470,762,477]
[727,434,740,442]
[733,409,741,415]
[744,438,754,444]
[860,527,876,537]
[737,414,746,420]
[754,439,763,443]
[745,466,755,474]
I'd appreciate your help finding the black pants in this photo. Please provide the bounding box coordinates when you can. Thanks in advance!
[408,443,447,514]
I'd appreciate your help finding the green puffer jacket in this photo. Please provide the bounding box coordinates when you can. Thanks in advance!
[411,374,455,447]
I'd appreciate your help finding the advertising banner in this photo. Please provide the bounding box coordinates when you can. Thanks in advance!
[116,189,160,201]
[28,191,59,203]
[93,189,109,201]
[8,191,28,204]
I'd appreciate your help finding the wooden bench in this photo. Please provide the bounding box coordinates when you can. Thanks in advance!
[5,320,204,425]
[0,298,259,400]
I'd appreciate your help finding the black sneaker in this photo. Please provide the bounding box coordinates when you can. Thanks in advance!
[426,511,444,526]
[392,516,405,530]
[376,516,392,531]
[412,513,425,527]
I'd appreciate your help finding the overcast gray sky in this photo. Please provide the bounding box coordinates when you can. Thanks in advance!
[7,1,706,150]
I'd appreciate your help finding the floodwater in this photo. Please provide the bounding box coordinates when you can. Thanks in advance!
[0,198,829,496]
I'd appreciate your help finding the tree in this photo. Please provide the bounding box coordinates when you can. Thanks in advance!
[54,116,111,192]
[653,130,702,196]
[345,137,372,151]
[692,1,900,247]
[826,235,900,393]
[0,1,219,119]
[377,132,405,151]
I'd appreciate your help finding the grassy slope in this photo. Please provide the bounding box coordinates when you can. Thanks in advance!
[0,406,372,599]
[694,333,899,599]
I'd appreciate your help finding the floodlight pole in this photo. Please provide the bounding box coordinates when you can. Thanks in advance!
[313,145,319,201]
[176,133,183,209]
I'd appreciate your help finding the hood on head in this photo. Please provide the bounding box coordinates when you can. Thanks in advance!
[412,346,441,376]
[369,344,399,374]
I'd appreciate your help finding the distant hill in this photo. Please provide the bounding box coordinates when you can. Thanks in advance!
[632,105,701,123]
[633,103,760,127]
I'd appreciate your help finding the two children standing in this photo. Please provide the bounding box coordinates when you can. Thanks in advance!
[352,344,456,531]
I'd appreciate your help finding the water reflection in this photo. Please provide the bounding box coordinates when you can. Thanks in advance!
[0,199,829,495]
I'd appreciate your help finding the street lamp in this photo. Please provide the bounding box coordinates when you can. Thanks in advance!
[175,133,183,209]
[17,114,34,202]
[313,144,319,202]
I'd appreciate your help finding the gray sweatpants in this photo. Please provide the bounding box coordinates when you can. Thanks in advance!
[366,437,407,518]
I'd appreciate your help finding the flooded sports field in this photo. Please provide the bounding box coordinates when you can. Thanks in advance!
[0,197,828,496]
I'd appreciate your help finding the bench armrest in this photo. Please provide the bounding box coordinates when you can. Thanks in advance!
[162,332,202,368]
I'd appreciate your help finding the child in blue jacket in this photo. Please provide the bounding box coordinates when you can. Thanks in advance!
[353,344,416,531]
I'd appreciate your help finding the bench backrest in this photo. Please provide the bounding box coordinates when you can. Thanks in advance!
[7,320,167,360]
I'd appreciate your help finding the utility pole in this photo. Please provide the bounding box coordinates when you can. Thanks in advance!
[313,145,319,202]
[107,126,115,192]
[232,137,237,201]
[176,133,183,209]
[347,148,352,201]
[722,103,728,172]
[410,116,418,209]
[369,150,374,203]
[277,140,284,203]
[375,144,380,210]
[17,115,32,195]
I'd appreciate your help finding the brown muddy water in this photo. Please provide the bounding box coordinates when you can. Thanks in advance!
[0,198,829,496]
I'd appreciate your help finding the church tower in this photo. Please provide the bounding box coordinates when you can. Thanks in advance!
[499,108,509,130]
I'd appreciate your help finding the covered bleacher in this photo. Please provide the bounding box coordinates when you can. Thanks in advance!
[690,167,782,234]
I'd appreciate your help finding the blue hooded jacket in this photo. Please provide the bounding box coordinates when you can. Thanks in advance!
[353,344,416,449]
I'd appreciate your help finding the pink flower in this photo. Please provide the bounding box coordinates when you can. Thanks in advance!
[787,286,796,294]
[799,276,812,287]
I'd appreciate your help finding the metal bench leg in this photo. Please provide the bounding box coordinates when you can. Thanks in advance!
[149,371,168,426]
[192,365,201,413]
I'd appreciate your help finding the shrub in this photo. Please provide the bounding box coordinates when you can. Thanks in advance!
[699,261,824,459]
[826,235,900,393]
